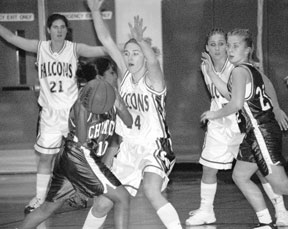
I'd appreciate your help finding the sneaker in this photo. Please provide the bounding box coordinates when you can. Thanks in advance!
[276,210,288,226]
[253,222,276,229]
[24,197,43,214]
[185,209,216,226]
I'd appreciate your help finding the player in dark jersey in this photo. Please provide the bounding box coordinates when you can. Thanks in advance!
[18,66,133,229]
[201,28,288,229]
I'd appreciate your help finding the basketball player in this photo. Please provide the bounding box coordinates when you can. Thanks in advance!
[84,1,182,228]
[186,28,288,227]
[18,75,132,229]
[0,14,108,213]
[201,28,288,229]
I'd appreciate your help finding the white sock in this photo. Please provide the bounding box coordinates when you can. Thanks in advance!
[82,207,107,229]
[36,173,51,201]
[262,183,286,215]
[256,208,272,224]
[199,181,217,211]
[157,203,182,229]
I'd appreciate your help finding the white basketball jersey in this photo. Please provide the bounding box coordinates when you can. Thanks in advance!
[116,70,169,143]
[201,59,240,134]
[37,40,78,109]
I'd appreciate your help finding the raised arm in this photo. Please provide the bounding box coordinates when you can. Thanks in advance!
[87,0,126,78]
[129,16,165,92]
[76,43,107,58]
[0,24,38,53]
[261,72,288,131]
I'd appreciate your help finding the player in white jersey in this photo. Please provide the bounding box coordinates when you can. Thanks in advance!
[200,28,288,228]
[186,28,288,227]
[83,1,182,229]
[0,13,107,213]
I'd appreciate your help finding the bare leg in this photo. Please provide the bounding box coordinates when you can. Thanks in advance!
[19,200,64,229]
[265,165,288,195]
[143,172,182,229]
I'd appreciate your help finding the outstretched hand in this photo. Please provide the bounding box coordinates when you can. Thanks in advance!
[273,108,288,131]
[87,0,104,12]
[200,110,216,123]
[128,15,147,43]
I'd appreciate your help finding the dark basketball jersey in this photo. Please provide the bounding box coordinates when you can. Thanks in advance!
[228,63,275,132]
[69,106,116,157]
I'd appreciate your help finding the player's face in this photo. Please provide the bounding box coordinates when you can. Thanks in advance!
[47,19,67,41]
[227,35,250,65]
[102,65,118,87]
[123,42,145,74]
[206,33,227,61]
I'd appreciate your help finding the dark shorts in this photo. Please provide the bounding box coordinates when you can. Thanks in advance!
[46,139,121,203]
[237,120,285,176]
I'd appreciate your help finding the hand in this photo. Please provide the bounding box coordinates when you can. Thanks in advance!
[284,76,288,86]
[273,108,288,131]
[128,15,147,43]
[87,0,104,12]
[200,110,216,123]
[201,52,214,76]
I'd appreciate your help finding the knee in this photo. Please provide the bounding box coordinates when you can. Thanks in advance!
[232,170,244,185]
[202,166,218,183]
[92,197,114,216]
[143,183,160,201]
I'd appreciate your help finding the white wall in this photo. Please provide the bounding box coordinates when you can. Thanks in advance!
[115,0,163,66]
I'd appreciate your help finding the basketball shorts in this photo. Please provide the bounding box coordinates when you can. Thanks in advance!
[34,106,70,154]
[237,120,285,176]
[199,123,244,170]
[111,137,176,196]
[46,138,121,204]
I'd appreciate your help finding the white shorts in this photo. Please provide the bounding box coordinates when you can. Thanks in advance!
[199,123,244,170]
[111,138,175,196]
[34,107,70,155]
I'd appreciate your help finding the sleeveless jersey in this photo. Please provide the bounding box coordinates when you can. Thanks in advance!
[69,107,116,157]
[116,70,170,143]
[228,63,274,132]
[201,59,240,134]
[37,40,78,109]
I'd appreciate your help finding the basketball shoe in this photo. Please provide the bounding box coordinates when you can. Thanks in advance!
[24,197,43,214]
[185,209,216,226]
[253,223,276,229]
[276,210,288,226]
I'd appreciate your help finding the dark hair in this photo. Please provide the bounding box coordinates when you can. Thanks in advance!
[46,14,69,29]
[205,28,226,46]
[95,57,116,76]
[76,62,97,85]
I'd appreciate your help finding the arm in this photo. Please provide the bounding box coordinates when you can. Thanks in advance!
[201,52,230,99]
[74,99,89,144]
[261,73,288,131]
[0,24,38,53]
[76,43,107,58]
[87,0,126,78]
[114,89,132,128]
[129,16,165,92]
[200,67,247,122]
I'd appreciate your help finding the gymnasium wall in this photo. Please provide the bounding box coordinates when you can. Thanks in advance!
[0,0,287,162]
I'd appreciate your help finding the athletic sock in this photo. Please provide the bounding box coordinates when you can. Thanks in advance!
[157,203,182,229]
[83,207,107,229]
[199,181,217,211]
[256,208,272,224]
[262,183,286,215]
[36,173,51,201]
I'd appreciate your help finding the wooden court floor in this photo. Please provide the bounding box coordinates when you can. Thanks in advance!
[0,165,288,229]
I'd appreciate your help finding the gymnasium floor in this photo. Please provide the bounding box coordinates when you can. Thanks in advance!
[1,163,288,229]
